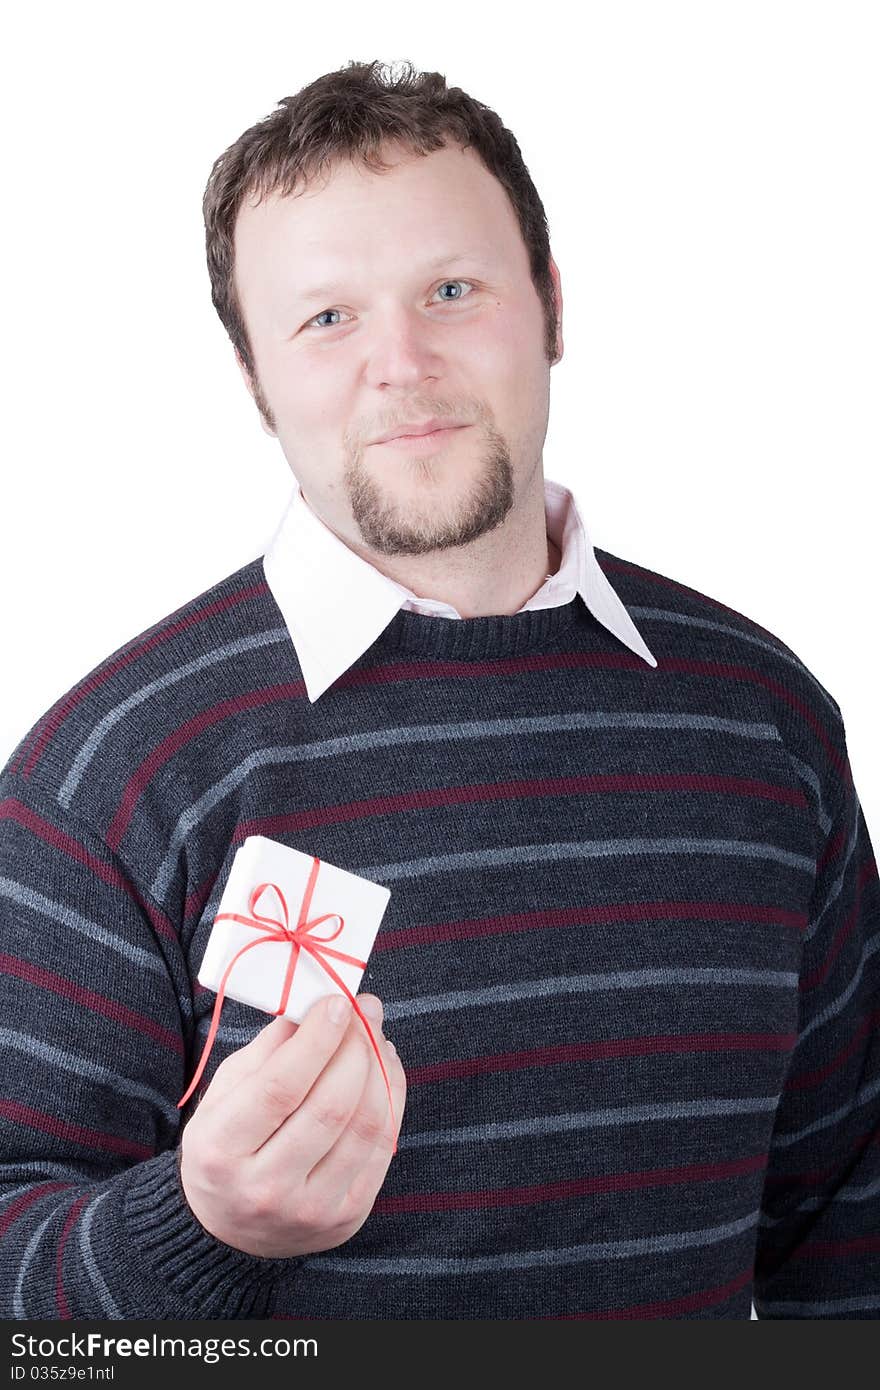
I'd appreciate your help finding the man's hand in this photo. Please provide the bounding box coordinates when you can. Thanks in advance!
[178,992,405,1258]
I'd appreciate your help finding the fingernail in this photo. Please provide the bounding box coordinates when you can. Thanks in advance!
[359,996,383,1024]
[328,995,350,1025]
[386,1039,397,1055]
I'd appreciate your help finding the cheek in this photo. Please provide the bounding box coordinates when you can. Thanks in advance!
[459,308,511,380]
[471,305,547,404]
[267,361,341,428]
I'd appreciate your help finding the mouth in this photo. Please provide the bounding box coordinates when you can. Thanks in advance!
[370,425,470,451]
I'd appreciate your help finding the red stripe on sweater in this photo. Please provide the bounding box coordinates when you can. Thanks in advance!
[105,685,304,852]
[273,1266,756,1320]
[374,1152,768,1215]
[0,954,182,1054]
[801,860,879,992]
[105,650,840,853]
[335,646,847,781]
[384,900,807,952]
[55,1193,90,1318]
[599,553,801,646]
[1,797,176,946]
[182,882,807,942]
[797,1233,880,1258]
[404,1032,798,1087]
[243,771,809,839]
[549,1264,755,1319]
[787,1007,880,1089]
[0,1099,154,1160]
[0,1181,73,1239]
[762,1124,880,1191]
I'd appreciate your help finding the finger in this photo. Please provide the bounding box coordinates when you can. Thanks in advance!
[205,991,357,1158]
[252,996,386,1175]
[305,1033,406,1201]
[264,1023,406,1201]
[193,1013,300,1116]
[193,991,382,1118]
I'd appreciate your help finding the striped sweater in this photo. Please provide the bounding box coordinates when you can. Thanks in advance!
[1,548,878,1320]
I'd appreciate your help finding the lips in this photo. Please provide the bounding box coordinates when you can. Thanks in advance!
[370,418,467,445]
[370,425,469,450]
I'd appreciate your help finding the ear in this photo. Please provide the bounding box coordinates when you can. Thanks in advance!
[548,255,564,364]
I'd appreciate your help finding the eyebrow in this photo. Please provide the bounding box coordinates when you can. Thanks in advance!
[292,250,493,306]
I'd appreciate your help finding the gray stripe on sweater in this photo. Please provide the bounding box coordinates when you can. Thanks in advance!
[0,879,172,980]
[756,1293,880,1316]
[360,838,815,885]
[628,606,840,718]
[0,1162,90,1187]
[151,713,783,899]
[306,1208,760,1274]
[805,797,860,943]
[13,1199,67,1317]
[77,1191,121,1319]
[797,933,880,1045]
[771,1072,880,1149]
[759,1173,880,1225]
[382,966,799,1020]
[58,629,289,808]
[0,1184,47,1210]
[193,836,813,941]
[398,1094,782,1150]
[0,1029,180,1125]
[205,965,798,1045]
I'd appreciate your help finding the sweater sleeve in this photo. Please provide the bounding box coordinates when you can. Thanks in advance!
[0,767,295,1319]
[753,723,880,1318]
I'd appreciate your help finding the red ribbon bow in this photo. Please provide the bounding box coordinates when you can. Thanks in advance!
[177,855,397,1154]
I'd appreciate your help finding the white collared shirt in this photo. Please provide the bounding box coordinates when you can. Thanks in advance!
[263,476,658,702]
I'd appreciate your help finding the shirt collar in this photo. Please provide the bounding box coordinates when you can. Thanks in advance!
[263,476,658,702]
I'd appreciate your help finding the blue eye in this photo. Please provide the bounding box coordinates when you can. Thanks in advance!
[303,279,475,330]
[309,309,344,329]
[435,279,473,301]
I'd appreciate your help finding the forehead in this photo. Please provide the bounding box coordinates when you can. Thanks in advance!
[233,142,527,300]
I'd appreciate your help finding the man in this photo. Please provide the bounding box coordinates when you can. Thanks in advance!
[1,59,877,1321]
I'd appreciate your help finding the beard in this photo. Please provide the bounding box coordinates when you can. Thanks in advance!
[342,419,516,557]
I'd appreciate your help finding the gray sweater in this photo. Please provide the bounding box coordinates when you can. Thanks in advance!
[1,549,878,1318]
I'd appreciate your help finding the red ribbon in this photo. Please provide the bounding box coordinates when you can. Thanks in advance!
[177,855,397,1154]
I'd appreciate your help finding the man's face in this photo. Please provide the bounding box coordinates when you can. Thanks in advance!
[232,140,563,558]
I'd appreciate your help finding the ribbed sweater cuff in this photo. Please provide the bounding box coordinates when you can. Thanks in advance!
[118,1151,302,1319]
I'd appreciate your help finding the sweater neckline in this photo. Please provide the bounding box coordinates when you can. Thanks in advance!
[375,594,583,661]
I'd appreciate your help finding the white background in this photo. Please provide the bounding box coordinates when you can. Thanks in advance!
[2,1,877,799]
[1,0,877,1318]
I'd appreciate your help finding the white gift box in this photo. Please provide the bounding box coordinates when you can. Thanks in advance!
[197,835,391,1023]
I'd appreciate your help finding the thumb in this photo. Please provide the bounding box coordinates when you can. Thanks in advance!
[190,1011,299,1113]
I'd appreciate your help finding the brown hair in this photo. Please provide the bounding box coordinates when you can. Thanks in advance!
[202,58,559,403]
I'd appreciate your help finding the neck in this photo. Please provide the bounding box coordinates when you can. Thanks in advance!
[351,474,555,618]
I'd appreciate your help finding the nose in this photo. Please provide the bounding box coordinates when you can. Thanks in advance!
[363,304,444,391]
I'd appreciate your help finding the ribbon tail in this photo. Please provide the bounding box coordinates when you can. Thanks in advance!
[177,932,277,1110]
[305,950,398,1154]
[350,995,399,1157]
[177,980,226,1110]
